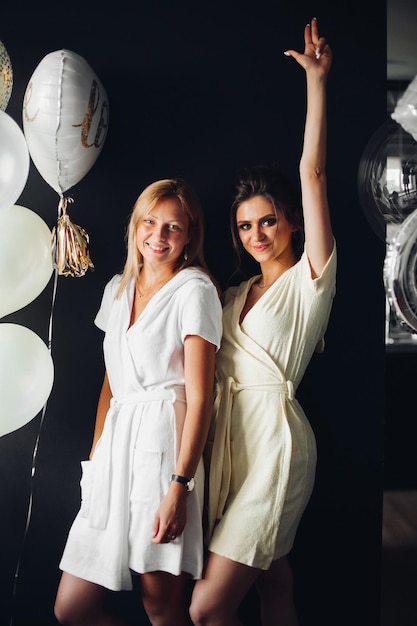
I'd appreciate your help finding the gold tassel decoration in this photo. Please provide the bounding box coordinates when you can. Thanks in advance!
[52,197,94,277]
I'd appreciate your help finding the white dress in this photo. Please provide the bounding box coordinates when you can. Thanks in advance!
[207,245,336,570]
[59,268,222,591]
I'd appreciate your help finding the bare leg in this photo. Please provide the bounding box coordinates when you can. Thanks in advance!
[190,552,261,626]
[140,571,192,626]
[54,572,131,626]
[256,556,299,626]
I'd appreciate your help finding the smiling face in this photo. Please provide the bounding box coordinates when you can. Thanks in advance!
[136,196,190,270]
[236,195,296,267]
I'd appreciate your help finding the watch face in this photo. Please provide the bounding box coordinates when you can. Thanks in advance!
[187,477,195,492]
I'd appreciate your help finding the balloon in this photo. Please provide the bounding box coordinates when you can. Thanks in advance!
[357,118,417,242]
[0,323,54,437]
[0,40,13,111]
[0,110,30,213]
[384,209,417,334]
[392,74,417,143]
[0,204,53,318]
[22,49,109,195]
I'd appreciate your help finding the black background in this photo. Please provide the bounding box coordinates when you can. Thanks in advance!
[0,2,387,625]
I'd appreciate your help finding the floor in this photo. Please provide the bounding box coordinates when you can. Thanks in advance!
[381,490,417,625]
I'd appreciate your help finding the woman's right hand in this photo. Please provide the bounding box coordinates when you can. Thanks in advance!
[151,481,188,543]
[284,17,332,78]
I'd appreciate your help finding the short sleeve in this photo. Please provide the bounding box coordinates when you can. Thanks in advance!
[94,275,122,332]
[300,240,337,294]
[180,277,222,351]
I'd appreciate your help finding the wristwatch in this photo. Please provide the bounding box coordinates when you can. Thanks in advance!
[171,474,195,492]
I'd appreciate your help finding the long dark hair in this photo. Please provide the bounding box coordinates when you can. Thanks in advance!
[230,165,304,276]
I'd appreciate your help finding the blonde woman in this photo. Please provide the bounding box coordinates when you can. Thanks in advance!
[55,179,222,626]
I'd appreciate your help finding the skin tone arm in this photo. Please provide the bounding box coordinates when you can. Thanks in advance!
[151,334,216,543]
[89,370,112,460]
[285,17,334,278]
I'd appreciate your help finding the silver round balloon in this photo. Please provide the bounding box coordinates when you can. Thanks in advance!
[358,119,417,241]
[384,209,417,333]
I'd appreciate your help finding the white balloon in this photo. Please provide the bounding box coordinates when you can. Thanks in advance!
[0,204,53,318]
[391,74,417,142]
[22,49,109,195]
[0,110,30,213]
[0,323,54,437]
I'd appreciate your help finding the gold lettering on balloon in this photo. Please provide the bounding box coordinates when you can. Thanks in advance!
[22,82,40,123]
[2,67,10,82]
[73,79,109,149]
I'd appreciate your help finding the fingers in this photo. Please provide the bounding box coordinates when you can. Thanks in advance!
[151,517,163,543]
[310,16,319,42]
[151,491,187,543]
[304,17,325,57]
[151,529,180,544]
[304,20,314,49]
[151,516,182,544]
[284,17,331,67]
[283,49,303,63]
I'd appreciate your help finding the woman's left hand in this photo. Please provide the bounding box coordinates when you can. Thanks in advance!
[151,483,188,543]
[285,17,332,76]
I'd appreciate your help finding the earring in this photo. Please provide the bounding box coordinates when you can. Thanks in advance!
[183,246,188,261]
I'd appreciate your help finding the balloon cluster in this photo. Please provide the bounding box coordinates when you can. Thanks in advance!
[0,41,109,436]
[357,74,417,338]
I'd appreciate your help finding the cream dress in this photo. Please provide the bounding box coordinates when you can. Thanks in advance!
[59,268,222,591]
[207,244,336,570]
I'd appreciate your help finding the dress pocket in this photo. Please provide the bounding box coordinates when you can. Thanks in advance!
[131,449,163,506]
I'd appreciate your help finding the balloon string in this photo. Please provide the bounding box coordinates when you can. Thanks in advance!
[9,266,59,626]
[58,195,74,218]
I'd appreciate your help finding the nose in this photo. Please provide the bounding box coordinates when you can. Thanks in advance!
[155,225,167,240]
[253,225,265,241]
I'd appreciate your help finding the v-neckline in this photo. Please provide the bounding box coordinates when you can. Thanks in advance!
[238,266,291,326]
[238,275,265,326]
[127,272,176,330]
[237,255,300,326]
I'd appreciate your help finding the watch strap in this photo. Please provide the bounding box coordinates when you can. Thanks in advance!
[170,474,194,491]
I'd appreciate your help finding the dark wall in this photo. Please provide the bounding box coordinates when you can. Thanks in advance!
[384,351,417,489]
[0,2,386,625]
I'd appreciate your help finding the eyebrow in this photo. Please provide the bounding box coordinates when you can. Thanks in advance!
[145,213,185,223]
[236,213,276,224]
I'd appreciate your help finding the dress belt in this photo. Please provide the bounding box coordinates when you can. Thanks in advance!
[208,377,295,537]
[222,379,294,400]
[86,385,185,530]
[111,385,186,407]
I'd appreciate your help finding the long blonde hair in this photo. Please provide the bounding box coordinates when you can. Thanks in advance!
[116,178,217,298]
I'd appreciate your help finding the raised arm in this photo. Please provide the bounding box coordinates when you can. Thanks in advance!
[285,17,334,277]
